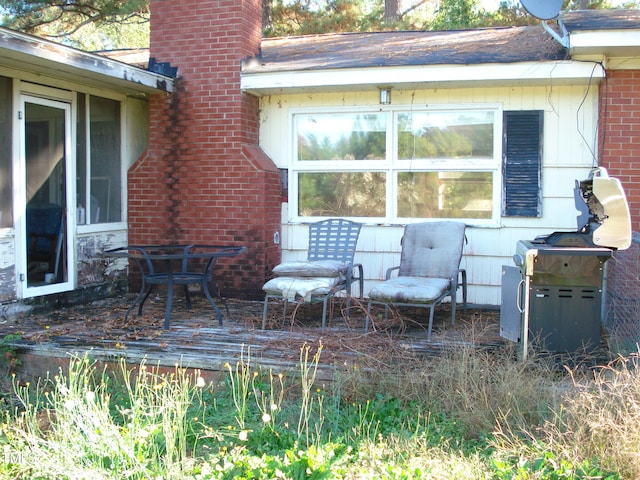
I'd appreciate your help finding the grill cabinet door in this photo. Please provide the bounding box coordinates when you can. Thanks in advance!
[500,265,524,343]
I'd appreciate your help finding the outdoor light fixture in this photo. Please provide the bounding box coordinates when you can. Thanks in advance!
[379,87,392,105]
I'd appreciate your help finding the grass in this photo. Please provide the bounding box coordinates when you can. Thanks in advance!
[0,338,637,479]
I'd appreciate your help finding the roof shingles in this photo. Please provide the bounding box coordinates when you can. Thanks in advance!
[243,10,640,74]
[245,26,567,73]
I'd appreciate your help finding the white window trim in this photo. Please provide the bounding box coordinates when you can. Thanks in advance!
[76,92,126,232]
[288,103,503,226]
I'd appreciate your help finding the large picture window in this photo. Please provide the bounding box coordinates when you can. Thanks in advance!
[291,106,501,223]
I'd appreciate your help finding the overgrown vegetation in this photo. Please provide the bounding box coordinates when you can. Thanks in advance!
[0,341,637,478]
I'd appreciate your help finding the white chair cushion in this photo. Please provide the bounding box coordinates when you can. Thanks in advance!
[272,260,347,278]
[263,276,340,302]
[368,276,450,303]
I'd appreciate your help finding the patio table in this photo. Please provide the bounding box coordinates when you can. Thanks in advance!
[103,244,247,329]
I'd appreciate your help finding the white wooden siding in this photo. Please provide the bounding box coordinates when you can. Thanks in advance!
[260,84,601,306]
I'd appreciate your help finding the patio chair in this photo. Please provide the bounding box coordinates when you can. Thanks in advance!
[365,221,466,341]
[27,203,64,283]
[262,218,363,331]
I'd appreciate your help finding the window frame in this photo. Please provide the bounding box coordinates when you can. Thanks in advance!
[289,103,503,225]
[0,75,13,229]
[76,92,126,232]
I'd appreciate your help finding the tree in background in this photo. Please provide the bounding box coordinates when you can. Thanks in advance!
[0,0,149,49]
[1,0,637,49]
[261,0,637,36]
[264,0,479,35]
[432,0,482,29]
[265,0,375,37]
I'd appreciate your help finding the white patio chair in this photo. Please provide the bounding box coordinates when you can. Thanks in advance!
[262,218,363,330]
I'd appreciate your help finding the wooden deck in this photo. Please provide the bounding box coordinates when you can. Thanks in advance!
[1,294,504,382]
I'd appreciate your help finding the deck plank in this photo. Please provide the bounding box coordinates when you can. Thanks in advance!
[1,296,504,381]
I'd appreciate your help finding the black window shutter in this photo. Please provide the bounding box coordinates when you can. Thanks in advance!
[502,110,543,217]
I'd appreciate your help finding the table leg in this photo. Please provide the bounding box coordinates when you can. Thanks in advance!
[184,285,192,310]
[164,265,174,329]
[137,286,155,315]
[201,279,224,326]
[126,258,150,321]
[210,280,232,319]
[125,292,144,321]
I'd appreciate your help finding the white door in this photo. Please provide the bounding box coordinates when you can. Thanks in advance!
[15,95,75,298]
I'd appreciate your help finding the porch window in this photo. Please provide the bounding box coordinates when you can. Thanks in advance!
[76,94,122,224]
[0,76,12,228]
[291,106,500,223]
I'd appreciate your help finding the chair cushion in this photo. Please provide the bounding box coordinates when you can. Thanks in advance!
[263,276,340,302]
[368,276,450,303]
[272,260,348,278]
[398,221,465,279]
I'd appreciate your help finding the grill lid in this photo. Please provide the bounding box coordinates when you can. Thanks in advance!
[576,167,631,250]
[535,167,631,250]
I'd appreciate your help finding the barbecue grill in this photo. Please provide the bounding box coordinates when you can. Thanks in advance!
[500,167,632,358]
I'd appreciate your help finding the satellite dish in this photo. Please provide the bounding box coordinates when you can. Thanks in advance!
[520,0,562,20]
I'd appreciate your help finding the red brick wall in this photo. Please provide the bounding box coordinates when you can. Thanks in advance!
[599,69,640,232]
[129,0,282,300]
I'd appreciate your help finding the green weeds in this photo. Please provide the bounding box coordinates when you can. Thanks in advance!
[0,334,21,377]
[0,340,637,478]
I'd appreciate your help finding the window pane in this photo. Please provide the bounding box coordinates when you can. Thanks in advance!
[398,111,494,159]
[299,172,386,217]
[296,113,386,161]
[397,171,493,219]
[0,76,12,228]
[89,96,121,223]
[76,94,87,223]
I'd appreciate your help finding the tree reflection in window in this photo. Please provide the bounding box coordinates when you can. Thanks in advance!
[299,172,386,217]
[296,113,386,161]
[398,111,494,159]
[398,172,493,219]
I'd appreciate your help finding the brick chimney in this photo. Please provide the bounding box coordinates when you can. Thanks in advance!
[128,0,282,300]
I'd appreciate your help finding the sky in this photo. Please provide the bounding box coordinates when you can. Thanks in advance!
[481,0,508,9]
[481,0,629,10]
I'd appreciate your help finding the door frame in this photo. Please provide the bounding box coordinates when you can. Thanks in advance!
[14,83,77,299]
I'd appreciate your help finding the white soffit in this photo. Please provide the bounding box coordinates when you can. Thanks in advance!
[569,30,640,57]
[241,61,605,95]
[0,28,173,95]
